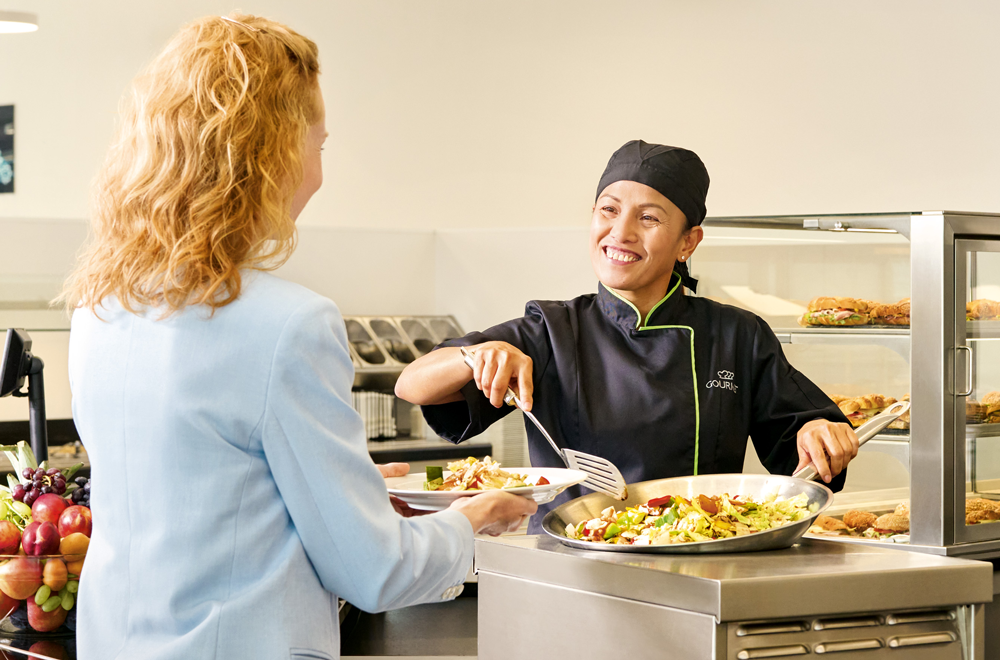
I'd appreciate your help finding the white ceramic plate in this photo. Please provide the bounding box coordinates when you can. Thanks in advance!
[385,467,589,512]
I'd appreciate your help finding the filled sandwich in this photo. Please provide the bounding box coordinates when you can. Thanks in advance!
[887,394,910,430]
[798,297,870,327]
[837,394,897,428]
[870,298,910,326]
[983,391,1000,424]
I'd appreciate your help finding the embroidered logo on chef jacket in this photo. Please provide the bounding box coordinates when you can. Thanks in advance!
[706,370,738,393]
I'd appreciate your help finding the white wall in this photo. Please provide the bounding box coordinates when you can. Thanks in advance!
[3,1,1000,231]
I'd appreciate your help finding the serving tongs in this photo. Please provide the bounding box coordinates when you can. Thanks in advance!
[460,347,628,500]
[792,400,910,482]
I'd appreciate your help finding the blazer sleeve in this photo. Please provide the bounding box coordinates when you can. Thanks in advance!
[260,297,475,613]
[422,302,552,443]
[747,315,850,492]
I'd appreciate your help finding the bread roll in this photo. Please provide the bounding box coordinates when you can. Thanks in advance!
[874,511,909,533]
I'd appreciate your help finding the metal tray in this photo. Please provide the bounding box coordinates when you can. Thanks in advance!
[541,473,833,554]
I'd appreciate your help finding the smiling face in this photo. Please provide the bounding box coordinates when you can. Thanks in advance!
[589,180,704,315]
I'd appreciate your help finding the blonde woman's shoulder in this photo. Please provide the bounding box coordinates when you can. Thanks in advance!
[240,271,340,316]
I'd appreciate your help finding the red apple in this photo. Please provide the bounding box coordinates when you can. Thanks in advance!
[0,557,42,599]
[27,598,68,633]
[21,522,60,557]
[0,589,18,618]
[30,494,68,527]
[57,506,92,538]
[0,522,20,555]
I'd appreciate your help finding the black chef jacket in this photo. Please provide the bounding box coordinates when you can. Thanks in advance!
[423,273,849,532]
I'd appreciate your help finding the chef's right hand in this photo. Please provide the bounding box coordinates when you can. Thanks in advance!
[466,341,534,411]
[448,491,538,536]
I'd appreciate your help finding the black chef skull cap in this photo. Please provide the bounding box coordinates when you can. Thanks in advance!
[595,140,710,227]
[595,140,709,293]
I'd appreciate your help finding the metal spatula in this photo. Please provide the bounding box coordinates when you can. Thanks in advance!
[460,347,628,500]
[792,400,910,482]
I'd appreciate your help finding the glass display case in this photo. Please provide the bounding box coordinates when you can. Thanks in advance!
[699,211,1000,558]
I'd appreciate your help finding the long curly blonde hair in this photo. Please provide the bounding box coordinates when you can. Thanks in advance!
[61,14,320,315]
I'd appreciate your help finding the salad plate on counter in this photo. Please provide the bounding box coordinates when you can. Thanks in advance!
[385,457,587,511]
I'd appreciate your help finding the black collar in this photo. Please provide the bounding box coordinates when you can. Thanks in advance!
[596,272,685,331]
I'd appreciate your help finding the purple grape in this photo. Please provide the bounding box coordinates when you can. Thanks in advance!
[33,469,44,480]
[21,468,32,480]
[45,468,60,477]
[53,484,66,495]
[24,491,37,506]
[12,485,25,502]
[83,482,90,492]
[74,477,87,487]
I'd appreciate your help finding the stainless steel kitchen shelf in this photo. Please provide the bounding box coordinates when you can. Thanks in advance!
[348,315,464,391]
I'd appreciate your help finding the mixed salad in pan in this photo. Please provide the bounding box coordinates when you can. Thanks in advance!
[565,492,815,545]
[423,456,550,491]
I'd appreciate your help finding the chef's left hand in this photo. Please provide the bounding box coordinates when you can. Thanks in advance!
[378,462,430,517]
[795,420,858,483]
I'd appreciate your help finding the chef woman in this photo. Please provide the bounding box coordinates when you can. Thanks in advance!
[395,140,859,530]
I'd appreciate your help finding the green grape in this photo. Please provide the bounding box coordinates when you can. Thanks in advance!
[41,595,62,613]
[34,585,51,605]
[61,592,74,611]
[11,501,30,518]
[66,581,79,594]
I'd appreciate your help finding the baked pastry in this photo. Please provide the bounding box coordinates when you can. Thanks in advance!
[828,394,850,406]
[842,510,877,531]
[967,509,1000,525]
[816,515,849,532]
[965,498,1000,514]
[887,394,910,430]
[798,297,870,327]
[870,298,910,326]
[967,299,1000,321]
[838,394,898,427]
[983,392,1000,423]
[966,499,1000,525]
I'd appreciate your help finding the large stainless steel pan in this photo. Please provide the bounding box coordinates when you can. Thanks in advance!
[541,402,910,554]
[541,473,833,554]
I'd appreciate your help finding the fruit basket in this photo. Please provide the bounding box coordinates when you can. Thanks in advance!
[0,443,90,658]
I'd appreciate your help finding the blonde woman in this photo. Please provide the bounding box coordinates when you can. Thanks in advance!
[63,15,534,659]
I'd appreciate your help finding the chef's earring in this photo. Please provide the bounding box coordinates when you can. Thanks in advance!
[679,255,687,261]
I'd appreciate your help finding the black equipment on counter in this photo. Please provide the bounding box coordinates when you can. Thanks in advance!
[0,328,49,462]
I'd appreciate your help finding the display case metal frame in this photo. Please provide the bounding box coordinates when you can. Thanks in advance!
[702,210,1000,557]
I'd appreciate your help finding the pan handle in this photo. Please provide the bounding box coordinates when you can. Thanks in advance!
[792,400,910,482]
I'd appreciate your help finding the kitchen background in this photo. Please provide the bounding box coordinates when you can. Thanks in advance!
[2,1,999,491]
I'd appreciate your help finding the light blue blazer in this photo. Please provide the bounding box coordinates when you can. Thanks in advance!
[69,273,474,660]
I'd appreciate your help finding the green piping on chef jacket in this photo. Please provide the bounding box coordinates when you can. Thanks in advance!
[604,274,701,475]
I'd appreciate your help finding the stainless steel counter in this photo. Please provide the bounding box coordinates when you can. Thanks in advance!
[476,535,994,659]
